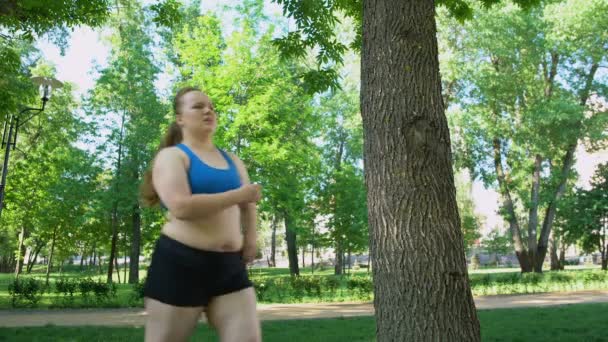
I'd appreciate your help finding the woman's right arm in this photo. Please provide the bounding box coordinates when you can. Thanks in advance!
[152,148,258,220]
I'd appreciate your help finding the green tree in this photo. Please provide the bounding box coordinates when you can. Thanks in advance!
[3,61,101,281]
[482,228,512,265]
[85,0,166,283]
[562,163,608,270]
[170,1,322,276]
[455,171,483,254]
[274,0,549,340]
[316,86,367,275]
[447,1,608,273]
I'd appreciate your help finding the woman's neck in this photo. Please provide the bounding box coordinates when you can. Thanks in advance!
[182,134,215,152]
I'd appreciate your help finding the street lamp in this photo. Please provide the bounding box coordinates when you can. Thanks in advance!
[0,76,63,220]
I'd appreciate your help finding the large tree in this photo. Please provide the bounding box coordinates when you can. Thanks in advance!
[446,0,608,272]
[273,0,547,340]
[85,0,166,283]
[562,163,608,270]
[171,1,322,276]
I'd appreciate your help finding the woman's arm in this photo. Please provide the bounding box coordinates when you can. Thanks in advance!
[229,152,258,245]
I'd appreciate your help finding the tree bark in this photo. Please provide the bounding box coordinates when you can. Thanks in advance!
[284,214,299,276]
[114,255,121,284]
[536,144,576,272]
[270,215,277,267]
[91,243,96,267]
[361,1,480,340]
[301,245,306,269]
[107,110,126,283]
[27,241,42,273]
[527,154,542,267]
[534,62,599,273]
[80,244,87,270]
[494,138,531,272]
[334,242,343,275]
[45,227,57,286]
[123,233,127,283]
[311,243,314,274]
[14,226,27,277]
[107,206,119,283]
[347,248,351,275]
[129,204,141,283]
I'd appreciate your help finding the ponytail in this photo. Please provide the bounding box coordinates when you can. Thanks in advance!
[140,122,182,207]
[140,86,201,207]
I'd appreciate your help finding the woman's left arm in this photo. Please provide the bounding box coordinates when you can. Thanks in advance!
[229,152,258,262]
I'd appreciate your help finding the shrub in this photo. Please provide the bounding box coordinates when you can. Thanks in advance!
[8,277,44,307]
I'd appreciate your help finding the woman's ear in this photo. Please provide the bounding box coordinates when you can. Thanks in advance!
[175,114,184,127]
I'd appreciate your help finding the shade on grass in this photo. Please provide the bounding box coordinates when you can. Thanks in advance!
[0,303,606,341]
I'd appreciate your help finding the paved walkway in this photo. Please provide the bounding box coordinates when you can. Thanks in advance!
[1,290,607,327]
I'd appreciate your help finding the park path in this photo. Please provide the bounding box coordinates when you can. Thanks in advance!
[1,290,607,327]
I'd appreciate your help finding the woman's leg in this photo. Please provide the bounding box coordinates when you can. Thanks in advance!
[145,297,204,342]
[206,287,261,342]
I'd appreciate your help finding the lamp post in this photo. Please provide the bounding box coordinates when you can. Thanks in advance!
[0,76,63,220]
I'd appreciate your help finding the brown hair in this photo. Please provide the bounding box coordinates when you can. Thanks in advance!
[140,86,201,207]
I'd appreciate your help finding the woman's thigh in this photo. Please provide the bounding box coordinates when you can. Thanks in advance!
[145,297,204,342]
[205,287,260,342]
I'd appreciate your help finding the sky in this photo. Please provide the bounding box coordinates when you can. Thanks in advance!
[34,0,607,237]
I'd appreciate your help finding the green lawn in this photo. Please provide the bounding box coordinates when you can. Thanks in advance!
[0,303,606,341]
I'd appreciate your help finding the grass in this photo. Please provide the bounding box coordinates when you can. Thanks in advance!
[0,303,606,341]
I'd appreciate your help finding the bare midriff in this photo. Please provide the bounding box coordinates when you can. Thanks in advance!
[161,206,243,252]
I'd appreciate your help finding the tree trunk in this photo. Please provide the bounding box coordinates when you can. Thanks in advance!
[493,138,531,272]
[361,1,480,340]
[80,244,86,270]
[123,234,127,283]
[536,145,576,272]
[347,248,351,275]
[301,246,306,269]
[534,62,599,273]
[549,233,560,271]
[334,242,343,275]
[527,154,542,267]
[14,226,27,277]
[114,255,121,284]
[600,221,607,271]
[107,110,126,283]
[311,243,314,274]
[91,243,96,267]
[45,227,57,286]
[27,241,42,273]
[107,207,119,283]
[129,204,141,283]
[270,215,277,267]
[284,214,299,276]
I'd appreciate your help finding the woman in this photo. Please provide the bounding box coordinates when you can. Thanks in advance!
[140,86,262,342]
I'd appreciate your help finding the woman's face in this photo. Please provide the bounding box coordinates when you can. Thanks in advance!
[177,91,217,136]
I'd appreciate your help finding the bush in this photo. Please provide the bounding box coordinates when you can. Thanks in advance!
[78,278,96,299]
[84,280,117,303]
[56,278,78,302]
[8,277,44,307]
[131,277,146,302]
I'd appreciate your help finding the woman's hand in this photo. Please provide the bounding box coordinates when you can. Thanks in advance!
[241,240,257,264]
[237,183,262,204]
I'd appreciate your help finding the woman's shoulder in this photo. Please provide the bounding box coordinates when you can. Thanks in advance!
[155,145,189,165]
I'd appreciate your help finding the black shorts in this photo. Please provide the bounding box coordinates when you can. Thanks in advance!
[144,234,253,307]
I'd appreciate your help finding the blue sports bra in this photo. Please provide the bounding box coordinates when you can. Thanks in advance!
[175,143,242,194]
